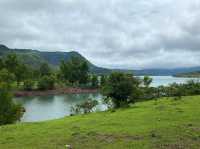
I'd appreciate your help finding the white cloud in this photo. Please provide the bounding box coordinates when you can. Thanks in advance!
[0,0,200,69]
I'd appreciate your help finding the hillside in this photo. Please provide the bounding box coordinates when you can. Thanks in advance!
[0,96,200,149]
[175,71,200,78]
[1,44,200,75]
[0,44,110,74]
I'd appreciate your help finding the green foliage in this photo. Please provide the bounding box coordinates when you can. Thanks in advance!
[60,57,89,85]
[38,75,56,90]
[143,76,153,88]
[39,63,51,77]
[100,75,106,86]
[1,54,30,85]
[91,75,99,88]
[14,64,29,85]
[102,72,137,108]
[0,84,23,125]
[4,54,19,74]
[71,99,99,114]
[23,79,35,91]
[0,69,15,84]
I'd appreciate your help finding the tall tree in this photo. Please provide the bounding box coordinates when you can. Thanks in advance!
[0,83,24,125]
[102,72,136,108]
[39,63,51,77]
[60,57,89,85]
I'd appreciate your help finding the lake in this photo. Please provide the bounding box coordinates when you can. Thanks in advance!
[15,76,199,122]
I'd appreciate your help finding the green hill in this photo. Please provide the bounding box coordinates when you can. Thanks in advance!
[0,96,200,149]
[175,71,200,78]
[1,44,200,75]
[0,44,111,74]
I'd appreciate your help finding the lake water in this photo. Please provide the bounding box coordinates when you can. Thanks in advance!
[146,76,199,87]
[15,76,199,122]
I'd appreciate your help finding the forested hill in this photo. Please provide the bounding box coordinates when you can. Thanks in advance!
[1,44,200,75]
[0,44,111,74]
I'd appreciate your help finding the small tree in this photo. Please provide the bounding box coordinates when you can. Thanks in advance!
[38,75,55,90]
[91,75,98,88]
[23,79,35,91]
[143,76,153,88]
[71,99,99,114]
[0,83,24,125]
[102,72,135,108]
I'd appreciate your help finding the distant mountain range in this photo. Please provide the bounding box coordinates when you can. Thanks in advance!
[1,44,200,76]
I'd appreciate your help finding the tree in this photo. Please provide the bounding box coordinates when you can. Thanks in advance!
[15,64,28,86]
[100,75,106,86]
[4,54,19,74]
[0,58,4,69]
[38,75,55,90]
[60,57,89,85]
[102,72,136,108]
[39,63,51,77]
[91,75,98,88]
[0,68,15,84]
[0,83,24,125]
[143,76,153,88]
[23,79,35,91]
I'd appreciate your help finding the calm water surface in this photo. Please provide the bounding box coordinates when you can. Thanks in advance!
[14,93,105,122]
[15,76,199,122]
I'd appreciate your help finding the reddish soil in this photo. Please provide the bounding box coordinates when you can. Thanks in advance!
[14,88,99,97]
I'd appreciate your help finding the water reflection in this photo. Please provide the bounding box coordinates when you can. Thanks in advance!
[14,93,104,122]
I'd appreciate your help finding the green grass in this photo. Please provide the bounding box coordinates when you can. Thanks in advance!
[1,96,200,149]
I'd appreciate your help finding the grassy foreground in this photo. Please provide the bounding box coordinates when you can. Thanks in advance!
[0,96,200,149]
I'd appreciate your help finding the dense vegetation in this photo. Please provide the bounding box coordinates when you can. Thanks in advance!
[0,53,102,125]
[100,72,200,110]
[1,53,200,125]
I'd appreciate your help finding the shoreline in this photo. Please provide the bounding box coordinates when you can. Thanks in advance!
[14,87,99,97]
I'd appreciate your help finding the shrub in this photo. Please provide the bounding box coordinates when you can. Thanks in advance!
[0,83,24,125]
[23,79,35,91]
[71,99,99,114]
[91,75,99,88]
[38,75,55,90]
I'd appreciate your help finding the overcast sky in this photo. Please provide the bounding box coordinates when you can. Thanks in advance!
[0,0,200,69]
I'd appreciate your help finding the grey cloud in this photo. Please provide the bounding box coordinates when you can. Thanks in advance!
[0,0,200,69]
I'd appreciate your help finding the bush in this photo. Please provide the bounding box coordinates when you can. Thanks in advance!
[38,75,55,90]
[23,79,35,91]
[91,75,99,88]
[71,99,99,114]
[0,83,24,125]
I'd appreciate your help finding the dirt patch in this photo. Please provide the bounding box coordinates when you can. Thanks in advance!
[70,132,144,144]
[157,143,189,149]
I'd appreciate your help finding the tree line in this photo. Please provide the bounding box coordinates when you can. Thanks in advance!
[1,53,200,125]
[0,53,101,125]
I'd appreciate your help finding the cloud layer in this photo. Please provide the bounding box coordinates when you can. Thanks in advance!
[1,0,200,69]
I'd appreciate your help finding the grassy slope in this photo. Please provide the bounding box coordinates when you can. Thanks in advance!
[0,96,200,149]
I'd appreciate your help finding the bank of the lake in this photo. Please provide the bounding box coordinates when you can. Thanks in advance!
[14,87,98,97]
[14,93,104,122]
[1,96,200,149]
[13,76,199,122]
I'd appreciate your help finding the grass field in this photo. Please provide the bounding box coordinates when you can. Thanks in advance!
[0,96,200,149]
